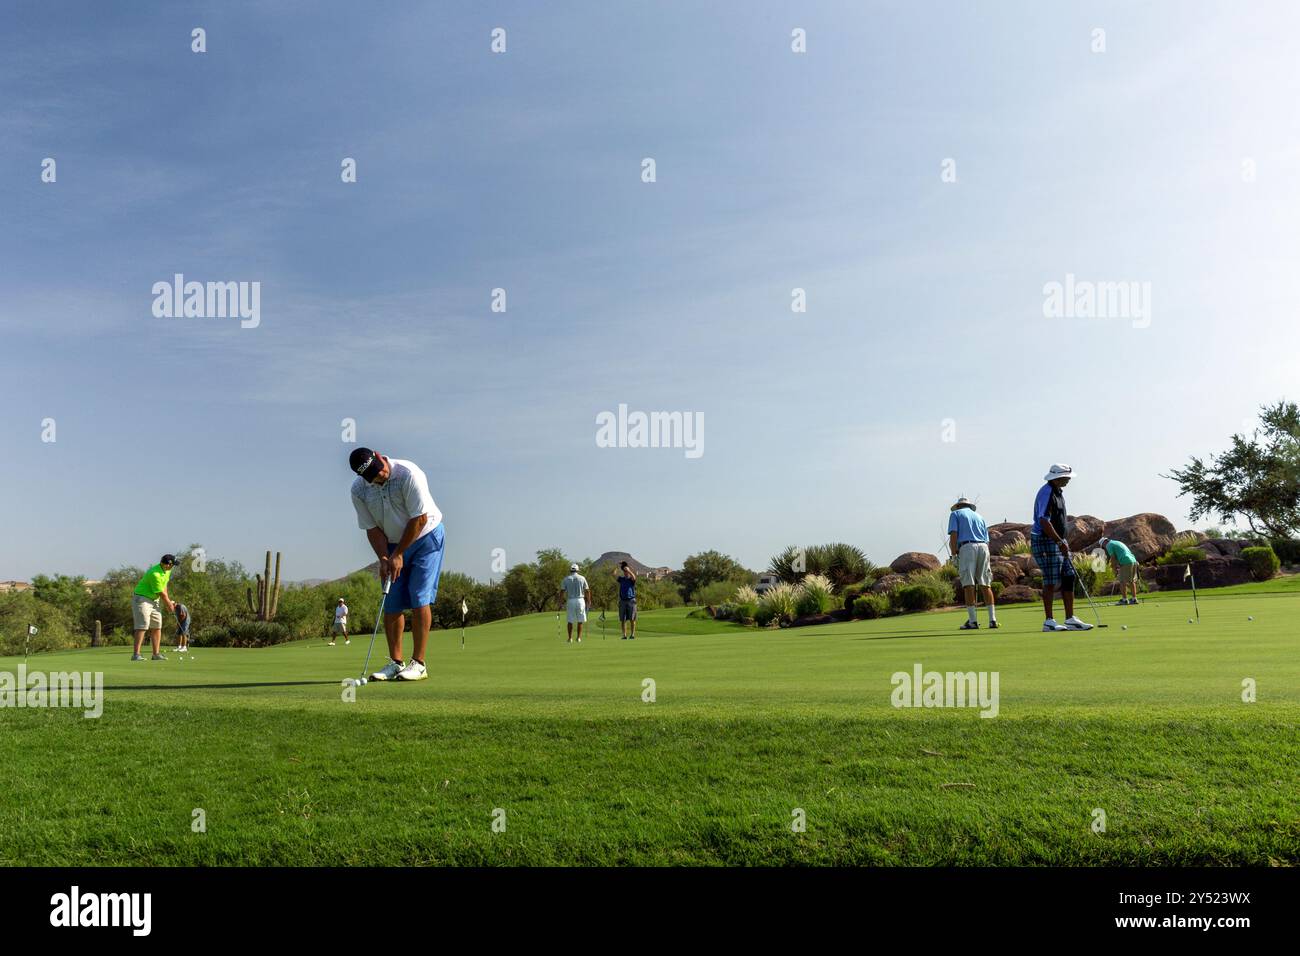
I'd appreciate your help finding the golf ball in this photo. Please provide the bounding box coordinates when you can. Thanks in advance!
[1248,616,1254,621]
[359,677,367,685]
[1188,618,1194,624]
[1121,625,1128,631]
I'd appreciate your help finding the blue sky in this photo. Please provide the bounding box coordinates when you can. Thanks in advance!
[3,1,1299,583]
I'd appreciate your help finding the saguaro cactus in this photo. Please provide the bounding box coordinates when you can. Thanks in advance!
[246,550,283,620]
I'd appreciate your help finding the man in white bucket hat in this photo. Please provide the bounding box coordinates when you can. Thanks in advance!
[1031,463,1093,631]
[947,496,998,630]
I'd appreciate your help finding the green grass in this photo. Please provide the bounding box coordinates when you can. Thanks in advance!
[1,585,1298,866]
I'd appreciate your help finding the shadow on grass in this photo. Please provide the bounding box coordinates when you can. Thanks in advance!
[104,681,343,691]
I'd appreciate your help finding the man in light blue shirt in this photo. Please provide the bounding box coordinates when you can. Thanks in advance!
[947,497,997,630]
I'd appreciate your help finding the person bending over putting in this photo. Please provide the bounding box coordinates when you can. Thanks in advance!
[560,563,591,644]
[131,554,177,660]
[615,561,638,639]
[948,497,998,630]
[173,602,192,653]
[1030,463,1092,632]
[349,447,446,682]
[1099,536,1141,605]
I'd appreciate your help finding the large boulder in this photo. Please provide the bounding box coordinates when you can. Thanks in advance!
[1149,556,1252,590]
[1102,513,1177,563]
[997,584,1041,604]
[990,557,1022,586]
[988,523,1032,555]
[1067,515,1107,552]
[1198,538,1246,559]
[1012,554,1039,577]
[889,552,941,574]
[870,573,907,594]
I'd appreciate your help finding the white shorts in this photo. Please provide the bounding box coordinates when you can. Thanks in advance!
[566,598,587,623]
[132,594,163,630]
[958,542,992,587]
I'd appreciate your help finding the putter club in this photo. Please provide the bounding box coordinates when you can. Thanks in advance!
[1068,551,1108,628]
[353,577,392,685]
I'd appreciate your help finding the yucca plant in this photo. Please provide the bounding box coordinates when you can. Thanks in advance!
[1000,539,1032,556]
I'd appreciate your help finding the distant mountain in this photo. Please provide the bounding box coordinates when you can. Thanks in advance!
[592,552,672,580]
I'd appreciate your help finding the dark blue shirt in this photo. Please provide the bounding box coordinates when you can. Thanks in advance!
[1032,484,1068,539]
[617,576,636,601]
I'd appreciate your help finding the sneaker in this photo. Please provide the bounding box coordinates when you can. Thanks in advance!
[345,639,351,645]
[1064,616,1094,630]
[131,653,145,661]
[328,641,336,646]
[1042,619,1068,632]
[988,620,1000,629]
[395,660,427,681]
[151,653,167,661]
[370,660,404,681]
[959,620,979,630]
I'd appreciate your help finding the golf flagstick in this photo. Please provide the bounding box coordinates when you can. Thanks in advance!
[1185,563,1199,621]
[460,597,467,649]
[1069,551,1108,628]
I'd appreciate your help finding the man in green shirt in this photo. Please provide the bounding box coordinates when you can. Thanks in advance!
[132,554,178,660]
[1098,537,1141,605]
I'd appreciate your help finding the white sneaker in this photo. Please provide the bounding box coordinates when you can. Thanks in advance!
[395,660,427,681]
[345,639,351,645]
[328,641,336,646]
[1042,619,1068,632]
[1064,616,1094,630]
[370,660,404,681]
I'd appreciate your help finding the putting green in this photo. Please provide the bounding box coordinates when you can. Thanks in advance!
[0,586,1296,865]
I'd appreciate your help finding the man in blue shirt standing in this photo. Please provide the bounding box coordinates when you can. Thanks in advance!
[947,497,998,630]
[615,561,638,639]
[1031,463,1093,632]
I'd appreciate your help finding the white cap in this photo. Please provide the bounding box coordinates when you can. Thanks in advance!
[570,563,579,572]
[1044,463,1076,482]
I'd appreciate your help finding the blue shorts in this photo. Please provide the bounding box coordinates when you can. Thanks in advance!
[1031,534,1075,588]
[384,523,445,613]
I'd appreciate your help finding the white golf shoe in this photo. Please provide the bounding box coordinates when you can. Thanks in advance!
[1042,619,1068,632]
[396,660,427,681]
[370,660,404,682]
[1063,616,1094,630]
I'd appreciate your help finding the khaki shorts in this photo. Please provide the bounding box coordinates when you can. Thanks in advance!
[132,594,163,630]
[332,621,348,635]
[566,598,587,624]
[958,542,992,587]
[1118,563,1139,585]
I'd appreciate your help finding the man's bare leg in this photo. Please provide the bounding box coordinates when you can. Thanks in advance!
[1041,585,1055,621]
[384,612,405,662]
[411,605,431,662]
[133,629,146,656]
[150,628,162,655]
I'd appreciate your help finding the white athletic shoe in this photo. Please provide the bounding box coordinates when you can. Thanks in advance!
[370,660,404,682]
[345,639,351,645]
[395,660,427,681]
[1063,616,1094,630]
[1042,619,1068,632]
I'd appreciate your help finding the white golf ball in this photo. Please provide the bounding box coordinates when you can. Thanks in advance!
[1188,618,1194,624]
[1248,616,1254,621]
[1121,625,1128,631]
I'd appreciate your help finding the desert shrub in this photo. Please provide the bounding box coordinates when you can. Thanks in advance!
[853,594,891,619]
[1203,527,1224,539]
[905,568,959,605]
[1168,532,1204,553]
[1268,538,1300,564]
[1071,552,1115,594]
[794,574,836,617]
[1000,540,1032,556]
[755,582,797,626]
[839,579,878,611]
[1157,546,1207,566]
[733,584,760,605]
[687,607,715,621]
[892,583,945,613]
[732,602,758,624]
[991,581,1005,597]
[192,620,293,648]
[1241,546,1280,581]
[693,577,756,607]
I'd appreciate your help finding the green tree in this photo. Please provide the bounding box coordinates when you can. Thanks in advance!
[1166,400,1300,539]
[31,574,91,632]
[675,550,753,602]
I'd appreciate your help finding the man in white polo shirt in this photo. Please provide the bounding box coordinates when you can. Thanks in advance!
[560,563,591,644]
[348,447,446,682]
